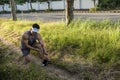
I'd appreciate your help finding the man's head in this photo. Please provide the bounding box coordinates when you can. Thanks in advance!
[31,23,40,33]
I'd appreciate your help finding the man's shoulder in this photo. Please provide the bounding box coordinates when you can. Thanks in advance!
[22,30,29,35]
[22,31,29,38]
[37,33,42,38]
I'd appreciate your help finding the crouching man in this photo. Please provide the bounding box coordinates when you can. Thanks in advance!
[20,23,49,66]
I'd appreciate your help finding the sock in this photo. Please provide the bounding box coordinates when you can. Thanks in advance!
[42,59,48,66]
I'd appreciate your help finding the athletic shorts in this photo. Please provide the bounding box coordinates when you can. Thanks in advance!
[21,48,30,56]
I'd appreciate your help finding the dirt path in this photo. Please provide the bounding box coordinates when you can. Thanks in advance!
[0,36,79,80]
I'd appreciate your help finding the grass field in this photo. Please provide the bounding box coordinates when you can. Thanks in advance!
[0,40,62,80]
[0,18,120,79]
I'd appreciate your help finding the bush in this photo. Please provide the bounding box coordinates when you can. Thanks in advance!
[45,8,53,12]
[16,10,21,13]
[28,9,36,12]
[89,7,97,12]
[0,11,9,14]
[0,42,61,80]
[0,19,120,78]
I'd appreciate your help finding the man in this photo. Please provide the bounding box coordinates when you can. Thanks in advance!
[20,23,49,66]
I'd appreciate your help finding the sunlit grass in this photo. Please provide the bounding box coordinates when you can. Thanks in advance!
[0,41,61,80]
[0,18,120,74]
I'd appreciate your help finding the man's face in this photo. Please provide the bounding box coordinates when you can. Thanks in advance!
[32,31,37,35]
[31,27,39,35]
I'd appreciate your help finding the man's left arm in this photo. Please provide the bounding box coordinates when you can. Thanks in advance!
[37,34,48,55]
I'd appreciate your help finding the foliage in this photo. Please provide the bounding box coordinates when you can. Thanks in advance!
[0,0,9,11]
[45,8,53,12]
[98,0,120,9]
[0,0,8,5]
[15,0,26,4]
[0,19,120,79]
[89,7,97,12]
[0,19,120,65]
[0,41,61,80]
[28,9,36,12]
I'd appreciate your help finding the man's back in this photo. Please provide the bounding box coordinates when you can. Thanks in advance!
[21,30,38,49]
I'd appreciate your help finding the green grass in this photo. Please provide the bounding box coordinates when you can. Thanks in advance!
[0,41,61,80]
[0,18,120,76]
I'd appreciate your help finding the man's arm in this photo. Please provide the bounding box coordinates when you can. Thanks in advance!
[37,34,48,55]
[22,33,38,51]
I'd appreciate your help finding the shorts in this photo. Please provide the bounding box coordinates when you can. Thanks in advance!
[21,48,30,56]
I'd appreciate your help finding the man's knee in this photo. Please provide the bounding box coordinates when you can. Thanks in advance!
[25,55,30,61]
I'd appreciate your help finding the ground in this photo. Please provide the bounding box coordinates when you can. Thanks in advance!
[0,12,120,22]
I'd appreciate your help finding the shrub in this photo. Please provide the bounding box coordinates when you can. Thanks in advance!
[89,7,97,12]
[45,8,53,12]
[16,10,21,13]
[28,9,36,12]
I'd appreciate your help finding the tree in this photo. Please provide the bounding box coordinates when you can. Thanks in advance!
[0,0,9,11]
[66,0,74,25]
[0,1,5,11]
[15,0,26,10]
[41,0,51,10]
[37,0,61,10]
[24,0,36,10]
[29,0,33,10]
[92,0,96,8]
[10,0,17,21]
[15,0,25,4]
[47,0,51,10]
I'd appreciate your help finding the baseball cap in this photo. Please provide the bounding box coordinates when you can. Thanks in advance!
[32,27,39,33]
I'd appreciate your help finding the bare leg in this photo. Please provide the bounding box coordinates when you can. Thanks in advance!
[24,55,30,64]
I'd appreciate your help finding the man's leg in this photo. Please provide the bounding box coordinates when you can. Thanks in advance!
[21,48,30,64]
[24,55,30,64]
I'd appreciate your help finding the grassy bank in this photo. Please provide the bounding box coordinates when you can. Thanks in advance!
[0,18,120,79]
[0,41,62,80]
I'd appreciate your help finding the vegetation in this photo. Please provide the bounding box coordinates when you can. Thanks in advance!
[0,18,120,79]
[0,40,61,80]
[98,0,120,10]
[89,7,97,12]
[10,0,17,21]
[66,0,74,25]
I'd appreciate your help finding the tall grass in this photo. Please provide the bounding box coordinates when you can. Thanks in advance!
[41,19,120,65]
[0,18,120,74]
[0,41,61,80]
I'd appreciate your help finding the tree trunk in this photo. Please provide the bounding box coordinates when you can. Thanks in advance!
[79,0,81,9]
[10,0,17,21]
[37,1,40,10]
[47,0,50,9]
[15,2,17,11]
[93,0,96,7]
[26,2,29,10]
[66,0,74,25]
[63,0,65,9]
[29,0,33,10]
[2,5,4,11]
